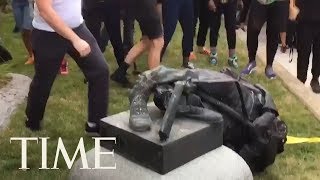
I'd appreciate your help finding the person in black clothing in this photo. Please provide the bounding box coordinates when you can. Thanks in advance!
[208,0,239,68]
[26,0,109,134]
[296,0,320,93]
[237,0,251,30]
[193,0,200,37]
[279,1,290,53]
[241,0,289,79]
[82,0,125,67]
[120,0,142,74]
[161,0,195,69]
[120,8,134,56]
[111,0,164,86]
[194,0,211,55]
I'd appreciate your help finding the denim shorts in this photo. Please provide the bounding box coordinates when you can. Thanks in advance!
[12,1,33,30]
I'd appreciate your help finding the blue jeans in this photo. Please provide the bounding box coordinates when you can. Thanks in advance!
[12,1,33,30]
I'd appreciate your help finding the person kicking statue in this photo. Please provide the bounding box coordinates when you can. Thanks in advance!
[110,0,164,87]
[25,0,109,135]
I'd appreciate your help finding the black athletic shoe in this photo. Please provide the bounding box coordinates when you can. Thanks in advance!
[310,78,320,94]
[111,70,133,88]
[25,119,41,131]
[85,122,100,137]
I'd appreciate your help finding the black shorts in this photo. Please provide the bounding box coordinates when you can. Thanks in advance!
[127,0,163,39]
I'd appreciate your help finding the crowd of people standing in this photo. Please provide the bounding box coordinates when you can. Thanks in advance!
[3,0,319,133]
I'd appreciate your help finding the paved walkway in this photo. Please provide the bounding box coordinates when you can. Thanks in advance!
[237,25,320,120]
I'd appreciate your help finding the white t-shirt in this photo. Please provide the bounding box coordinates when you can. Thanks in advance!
[32,0,84,32]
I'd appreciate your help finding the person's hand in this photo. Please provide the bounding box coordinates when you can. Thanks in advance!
[240,23,246,32]
[281,44,288,53]
[72,38,91,57]
[208,0,217,12]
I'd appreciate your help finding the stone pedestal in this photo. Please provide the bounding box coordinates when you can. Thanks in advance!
[0,73,31,130]
[99,104,223,174]
[69,146,253,180]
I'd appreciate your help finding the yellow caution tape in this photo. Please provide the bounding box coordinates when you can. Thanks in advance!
[286,136,320,144]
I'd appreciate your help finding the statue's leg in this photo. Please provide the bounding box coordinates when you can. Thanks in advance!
[129,66,195,132]
[176,105,223,124]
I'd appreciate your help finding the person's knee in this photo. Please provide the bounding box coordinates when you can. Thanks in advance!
[94,67,109,86]
[140,36,151,47]
[99,63,109,78]
[151,37,164,49]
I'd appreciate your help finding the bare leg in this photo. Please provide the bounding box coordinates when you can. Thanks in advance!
[22,29,34,64]
[125,36,150,65]
[111,36,151,86]
[148,37,164,69]
[22,29,33,57]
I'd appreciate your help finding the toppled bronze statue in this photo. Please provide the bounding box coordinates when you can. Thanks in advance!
[129,66,287,172]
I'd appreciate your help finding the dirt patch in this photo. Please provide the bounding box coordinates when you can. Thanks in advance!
[0,75,11,88]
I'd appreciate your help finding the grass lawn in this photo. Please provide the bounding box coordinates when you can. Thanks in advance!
[0,13,320,180]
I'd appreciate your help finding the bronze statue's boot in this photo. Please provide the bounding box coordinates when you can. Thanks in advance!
[128,66,184,132]
[128,71,154,132]
[129,111,152,132]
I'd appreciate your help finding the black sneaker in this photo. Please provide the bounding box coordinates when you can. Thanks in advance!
[310,78,320,94]
[110,70,133,88]
[85,122,100,136]
[25,119,41,131]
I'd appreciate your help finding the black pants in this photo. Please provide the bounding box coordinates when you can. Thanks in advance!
[162,0,194,58]
[209,0,237,49]
[196,0,212,47]
[239,0,251,23]
[193,0,199,37]
[26,24,109,127]
[121,8,135,55]
[247,0,288,65]
[83,0,124,66]
[297,23,320,83]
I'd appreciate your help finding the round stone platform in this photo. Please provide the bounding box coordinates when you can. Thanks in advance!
[0,73,31,130]
[70,146,253,180]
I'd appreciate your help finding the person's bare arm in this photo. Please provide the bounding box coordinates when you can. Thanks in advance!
[35,0,90,56]
[289,0,299,21]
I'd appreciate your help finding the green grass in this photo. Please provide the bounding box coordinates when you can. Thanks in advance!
[0,13,320,180]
